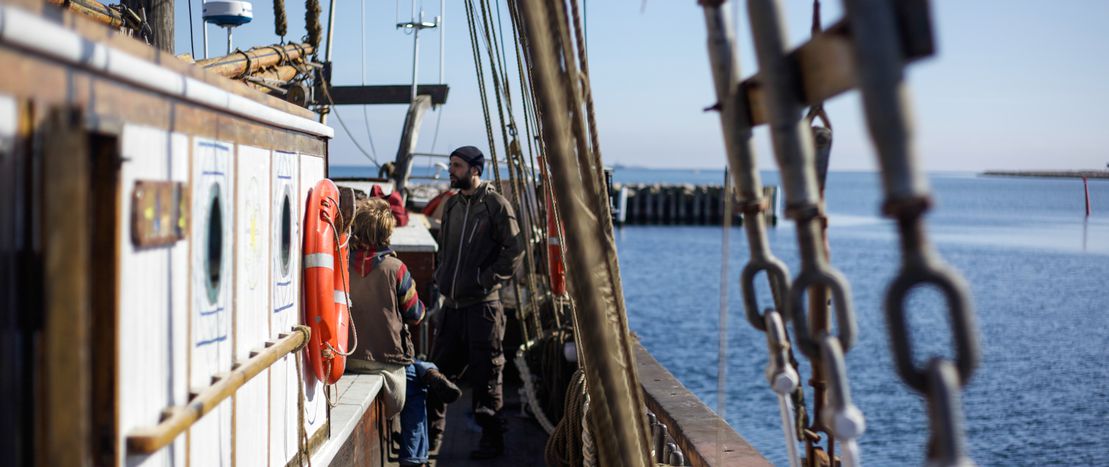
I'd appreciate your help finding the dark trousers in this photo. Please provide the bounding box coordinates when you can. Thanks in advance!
[428,301,506,435]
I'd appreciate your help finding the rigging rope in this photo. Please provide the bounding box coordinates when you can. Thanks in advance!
[463,0,503,187]
[470,0,546,345]
[717,166,733,419]
[274,0,288,39]
[305,0,322,48]
[545,369,587,467]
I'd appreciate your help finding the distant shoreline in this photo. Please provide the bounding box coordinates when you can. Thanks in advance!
[981,170,1109,179]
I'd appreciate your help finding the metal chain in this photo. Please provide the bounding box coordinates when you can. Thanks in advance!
[842,1,979,465]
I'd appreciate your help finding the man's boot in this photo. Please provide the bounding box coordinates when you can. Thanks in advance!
[469,414,505,460]
[469,428,504,460]
[422,369,462,404]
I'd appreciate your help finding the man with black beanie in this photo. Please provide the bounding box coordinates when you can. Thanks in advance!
[429,145,523,459]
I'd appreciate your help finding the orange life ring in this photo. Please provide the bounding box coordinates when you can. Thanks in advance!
[303,179,350,384]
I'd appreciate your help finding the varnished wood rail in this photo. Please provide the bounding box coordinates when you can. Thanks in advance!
[125,325,311,454]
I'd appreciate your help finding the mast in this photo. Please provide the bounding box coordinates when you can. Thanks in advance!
[123,0,174,52]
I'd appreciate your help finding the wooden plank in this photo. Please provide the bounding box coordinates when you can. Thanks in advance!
[636,342,772,467]
[741,17,933,126]
[41,107,91,467]
[327,85,451,106]
[423,384,548,466]
[90,131,121,467]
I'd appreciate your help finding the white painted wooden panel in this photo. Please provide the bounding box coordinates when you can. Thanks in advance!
[235,376,268,467]
[234,145,270,467]
[0,94,14,143]
[269,150,302,466]
[118,125,188,467]
[189,138,234,467]
[299,154,329,447]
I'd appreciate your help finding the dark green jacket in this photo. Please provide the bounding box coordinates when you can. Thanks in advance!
[435,182,524,308]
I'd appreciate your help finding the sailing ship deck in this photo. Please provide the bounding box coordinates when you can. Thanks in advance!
[418,383,548,466]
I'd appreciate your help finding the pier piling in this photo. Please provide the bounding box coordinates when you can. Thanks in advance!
[617,183,780,226]
[1084,176,1091,216]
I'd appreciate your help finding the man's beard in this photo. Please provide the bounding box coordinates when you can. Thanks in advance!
[451,176,474,190]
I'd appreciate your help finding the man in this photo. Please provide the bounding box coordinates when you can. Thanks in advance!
[430,145,524,459]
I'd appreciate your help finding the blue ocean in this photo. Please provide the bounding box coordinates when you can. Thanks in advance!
[613,169,1109,466]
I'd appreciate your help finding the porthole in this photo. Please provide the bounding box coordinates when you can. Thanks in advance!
[280,189,293,277]
[205,184,224,305]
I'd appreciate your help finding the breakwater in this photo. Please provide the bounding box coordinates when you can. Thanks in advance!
[982,170,1109,179]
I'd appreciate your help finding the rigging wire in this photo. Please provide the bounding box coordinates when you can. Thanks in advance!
[359,0,380,162]
[320,79,381,167]
[717,167,732,419]
[187,0,196,58]
[428,107,444,153]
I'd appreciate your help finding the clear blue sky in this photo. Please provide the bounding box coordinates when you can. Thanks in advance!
[174,1,1109,171]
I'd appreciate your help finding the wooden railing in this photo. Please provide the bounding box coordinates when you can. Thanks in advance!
[125,326,311,454]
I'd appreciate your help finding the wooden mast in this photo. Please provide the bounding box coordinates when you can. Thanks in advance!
[122,0,174,52]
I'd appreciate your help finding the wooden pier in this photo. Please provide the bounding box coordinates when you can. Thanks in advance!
[613,183,780,226]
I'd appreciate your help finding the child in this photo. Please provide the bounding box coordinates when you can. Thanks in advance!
[347,198,461,466]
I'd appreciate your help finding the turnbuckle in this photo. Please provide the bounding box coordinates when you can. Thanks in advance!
[747,0,856,357]
[842,0,980,464]
[841,0,979,392]
[700,0,792,331]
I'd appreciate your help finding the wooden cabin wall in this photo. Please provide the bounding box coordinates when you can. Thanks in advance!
[188,138,235,467]
[0,5,336,463]
[269,149,303,467]
[233,144,272,467]
[117,126,191,467]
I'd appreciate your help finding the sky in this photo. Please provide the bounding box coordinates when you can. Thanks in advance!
[174,1,1109,172]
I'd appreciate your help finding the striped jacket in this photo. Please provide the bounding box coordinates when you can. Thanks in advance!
[347,248,426,366]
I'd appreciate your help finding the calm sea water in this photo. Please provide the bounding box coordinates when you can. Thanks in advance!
[613,169,1109,466]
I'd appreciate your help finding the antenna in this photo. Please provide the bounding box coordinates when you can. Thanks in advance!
[397,4,439,103]
[204,1,253,55]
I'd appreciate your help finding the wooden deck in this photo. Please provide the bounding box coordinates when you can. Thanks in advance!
[386,383,549,466]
